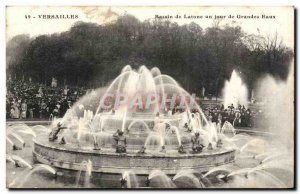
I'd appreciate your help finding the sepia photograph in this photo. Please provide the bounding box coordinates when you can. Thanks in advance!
[5,6,295,189]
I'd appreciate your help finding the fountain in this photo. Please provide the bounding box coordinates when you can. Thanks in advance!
[6,65,294,188]
[32,65,236,175]
[223,70,248,108]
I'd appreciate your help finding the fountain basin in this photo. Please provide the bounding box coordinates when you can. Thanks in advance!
[33,134,236,175]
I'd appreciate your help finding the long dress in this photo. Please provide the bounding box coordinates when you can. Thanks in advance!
[12,104,20,119]
[21,103,27,119]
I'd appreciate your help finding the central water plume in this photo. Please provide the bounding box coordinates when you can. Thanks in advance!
[223,70,248,108]
[57,65,212,153]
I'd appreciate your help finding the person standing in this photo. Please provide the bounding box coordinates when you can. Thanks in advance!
[217,113,222,133]
[63,86,69,96]
[26,100,32,119]
[40,100,47,119]
[245,109,252,127]
[233,110,241,127]
[10,106,15,119]
[21,100,27,119]
[51,77,57,88]
[52,105,59,119]
[12,101,20,119]
[33,101,40,118]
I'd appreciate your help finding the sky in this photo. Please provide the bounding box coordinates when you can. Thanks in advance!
[6,6,294,48]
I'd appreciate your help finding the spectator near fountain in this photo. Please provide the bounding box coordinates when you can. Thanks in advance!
[203,104,255,128]
[51,77,57,88]
[21,100,27,119]
[6,78,87,120]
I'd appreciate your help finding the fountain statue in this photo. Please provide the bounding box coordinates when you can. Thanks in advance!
[49,122,67,142]
[113,129,127,153]
[191,132,204,153]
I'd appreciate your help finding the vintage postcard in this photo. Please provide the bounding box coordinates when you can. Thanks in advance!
[6,6,294,189]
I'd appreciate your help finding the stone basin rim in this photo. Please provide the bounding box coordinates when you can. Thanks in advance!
[33,137,236,158]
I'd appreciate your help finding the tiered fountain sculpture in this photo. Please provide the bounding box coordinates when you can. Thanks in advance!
[33,65,236,175]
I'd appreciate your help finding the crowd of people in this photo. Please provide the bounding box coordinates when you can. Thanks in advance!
[203,104,255,128]
[7,79,257,128]
[6,79,87,120]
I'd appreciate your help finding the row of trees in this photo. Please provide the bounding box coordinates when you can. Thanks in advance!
[7,15,293,96]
